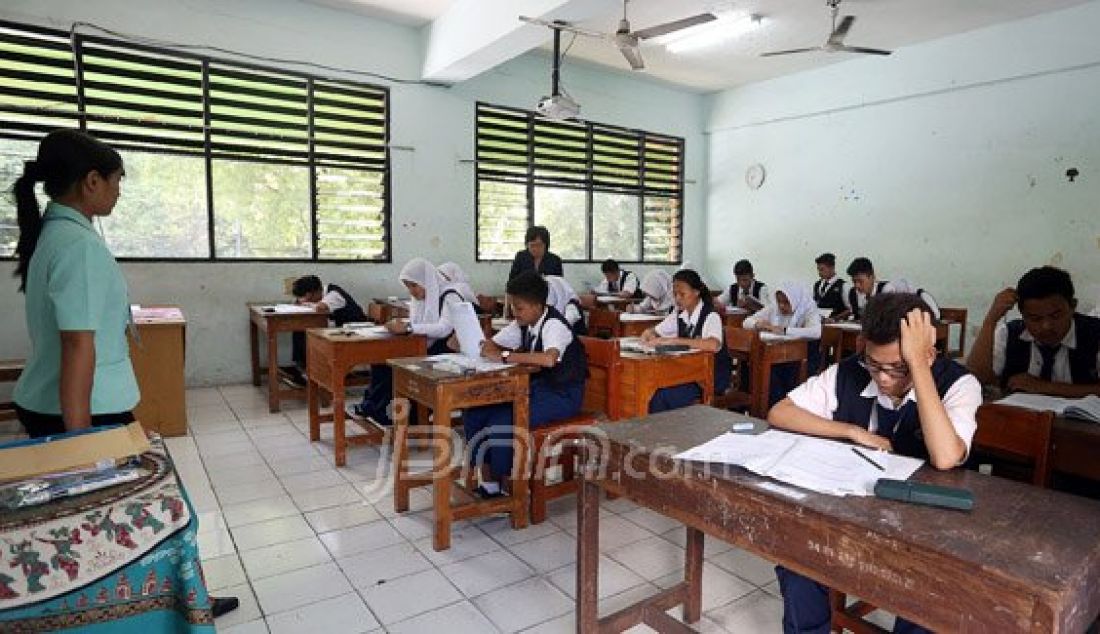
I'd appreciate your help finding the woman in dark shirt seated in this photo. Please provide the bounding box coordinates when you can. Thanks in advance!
[508,225,564,281]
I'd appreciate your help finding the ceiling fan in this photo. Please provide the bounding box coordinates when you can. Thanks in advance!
[520,0,717,71]
[761,0,892,58]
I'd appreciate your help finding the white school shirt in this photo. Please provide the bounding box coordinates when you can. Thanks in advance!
[992,319,1099,383]
[493,307,573,363]
[787,363,981,456]
[595,271,639,295]
[742,306,822,339]
[410,292,462,341]
[718,282,771,307]
[564,303,582,327]
[654,302,723,342]
[319,289,346,312]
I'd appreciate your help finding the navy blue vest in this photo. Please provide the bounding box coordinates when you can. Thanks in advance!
[832,355,969,460]
[326,284,366,326]
[519,306,588,389]
[676,302,732,394]
[814,278,847,316]
[729,280,766,304]
[610,270,645,300]
[1002,313,1100,386]
[848,281,888,321]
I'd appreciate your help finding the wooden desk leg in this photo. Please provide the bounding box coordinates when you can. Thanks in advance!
[683,527,704,623]
[250,320,261,386]
[308,377,321,442]
[267,329,281,413]
[333,371,347,467]
[393,392,411,513]
[432,405,454,551]
[753,355,769,419]
[577,478,601,633]
[510,380,530,530]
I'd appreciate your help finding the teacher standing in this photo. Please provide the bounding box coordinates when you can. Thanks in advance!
[11,130,139,438]
[508,225,563,281]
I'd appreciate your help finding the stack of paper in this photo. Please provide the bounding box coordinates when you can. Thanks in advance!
[619,313,663,322]
[348,326,390,338]
[827,322,862,332]
[995,393,1100,423]
[425,353,513,374]
[674,429,924,497]
[759,332,799,343]
[269,304,316,314]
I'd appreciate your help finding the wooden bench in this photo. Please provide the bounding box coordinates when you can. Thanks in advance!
[530,337,622,524]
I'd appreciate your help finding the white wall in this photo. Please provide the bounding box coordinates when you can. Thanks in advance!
[0,0,707,386]
[704,1,1100,344]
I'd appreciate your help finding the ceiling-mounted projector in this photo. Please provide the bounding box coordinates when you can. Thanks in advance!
[536,94,580,120]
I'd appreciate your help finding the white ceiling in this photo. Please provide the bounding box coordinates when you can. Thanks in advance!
[306,0,1094,91]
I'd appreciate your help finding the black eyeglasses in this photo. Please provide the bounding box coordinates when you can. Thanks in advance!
[859,354,910,379]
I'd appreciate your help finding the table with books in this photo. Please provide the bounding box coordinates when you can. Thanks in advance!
[993,393,1100,482]
[0,425,214,632]
[575,405,1100,633]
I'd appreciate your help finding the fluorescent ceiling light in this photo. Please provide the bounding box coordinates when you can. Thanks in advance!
[662,13,765,54]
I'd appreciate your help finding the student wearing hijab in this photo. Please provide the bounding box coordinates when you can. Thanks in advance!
[10,129,239,618]
[545,275,587,336]
[744,282,824,405]
[438,261,479,305]
[635,270,676,314]
[640,269,732,412]
[348,258,464,425]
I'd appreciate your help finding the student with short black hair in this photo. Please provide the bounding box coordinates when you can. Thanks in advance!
[465,271,587,497]
[595,258,641,298]
[813,253,849,320]
[508,225,564,281]
[286,275,367,387]
[718,259,769,313]
[969,266,1100,397]
[348,258,465,425]
[640,269,732,412]
[845,258,940,321]
[767,293,980,633]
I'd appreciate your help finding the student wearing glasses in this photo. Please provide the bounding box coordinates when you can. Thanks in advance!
[765,293,980,634]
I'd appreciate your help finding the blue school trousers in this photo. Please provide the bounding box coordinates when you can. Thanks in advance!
[648,383,702,413]
[775,566,929,634]
[766,341,823,409]
[464,381,584,479]
[357,338,451,425]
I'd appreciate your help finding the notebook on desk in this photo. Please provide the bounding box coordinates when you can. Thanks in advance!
[995,393,1100,423]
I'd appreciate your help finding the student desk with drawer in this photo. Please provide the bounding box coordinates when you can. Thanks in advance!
[576,405,1100,633]
[617,347,714,420]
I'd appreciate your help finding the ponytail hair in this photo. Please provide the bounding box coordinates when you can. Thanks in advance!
[672,269,713,308]
[12,130,123,292]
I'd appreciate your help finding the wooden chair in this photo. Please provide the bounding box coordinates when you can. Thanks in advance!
[530,337,622,524]
[587,308,620,339]
[972,403,1055,487]
[829,403,1055,632]
[713,325,753,412]
[367,302,387,324]
[938,307,969,360]
[0,359,25,422]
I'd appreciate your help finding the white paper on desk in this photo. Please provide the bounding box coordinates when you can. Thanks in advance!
[619,313,663,322]
[448,301,486,359]
[725,307,748,315]
[675,429,923,497]
[759,332,799,343]
[349,326,390,338]
[425,353,513,373]
[619,337,696,356]
[270,304,316,314]
[828,322,862,332]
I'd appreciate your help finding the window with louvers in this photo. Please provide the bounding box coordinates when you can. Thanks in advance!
[475,102,683,263]
[0,20,390,262]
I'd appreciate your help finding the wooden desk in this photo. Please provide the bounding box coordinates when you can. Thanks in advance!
[722,310,748,329]
[821,323,862,366]
[618,315,664,338]
[618,349,713,420]
[389,358,534,550]
[369,298,409,323]
[248,303,330,413]
[1052,417,1100,482]
[576,406,1100,633]
[306,329,427,466]
[129,305,187,436]
[593,296,639,311]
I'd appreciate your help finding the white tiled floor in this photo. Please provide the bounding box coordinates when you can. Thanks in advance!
[160,384,794,632]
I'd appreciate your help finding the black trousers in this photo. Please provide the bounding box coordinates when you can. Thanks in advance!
[15,405,135,439]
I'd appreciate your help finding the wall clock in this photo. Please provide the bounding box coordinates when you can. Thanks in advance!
[745,163,766,190]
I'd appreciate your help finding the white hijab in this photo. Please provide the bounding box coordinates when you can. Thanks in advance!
[545,276,579,316]
[438,261,478,304]
[770,281,816,327]
[640,270,674,312]
[399,258,449,324]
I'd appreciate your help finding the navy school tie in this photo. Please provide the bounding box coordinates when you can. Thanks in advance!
[1037,344,1059,381]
